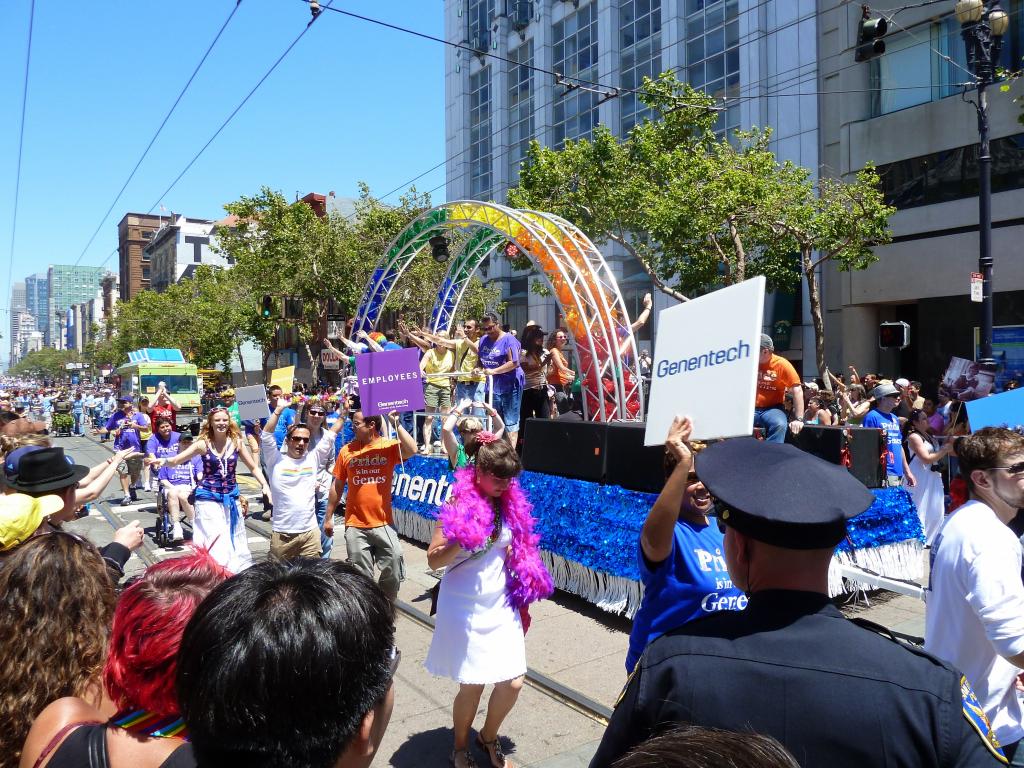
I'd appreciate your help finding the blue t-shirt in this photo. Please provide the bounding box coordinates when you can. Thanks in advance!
[145,432,180,460]
[863,408,903,477]
[626,518,747,673]
[105,412,150,452]
[382,341,403,351]
[273,407,296,449]
[477,333,525,394]
[159,455,202,486]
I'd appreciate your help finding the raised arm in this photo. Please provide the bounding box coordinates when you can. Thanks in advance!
[641,416,693,564]
[356,330,384,353]
[388,410,418,460]
[156,438,205,468]
[630,293,653,333]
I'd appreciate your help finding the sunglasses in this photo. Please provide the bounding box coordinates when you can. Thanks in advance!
[308,410,326,416]
[288,436,310,444]
[988,461,1024,477]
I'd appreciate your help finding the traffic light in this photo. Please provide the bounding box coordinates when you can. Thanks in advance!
[855,11,888,62]
[429,234,450,263]
[878,321,910,350]
[283,297,304,321]
[260,295,274,319]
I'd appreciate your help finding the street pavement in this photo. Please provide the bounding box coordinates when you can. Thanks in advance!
[56,432,927,767]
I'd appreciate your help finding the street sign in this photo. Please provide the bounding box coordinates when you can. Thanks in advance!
[971,272,983,303]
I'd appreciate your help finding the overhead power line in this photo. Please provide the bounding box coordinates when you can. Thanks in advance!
[72,0,245,267]
[146,0,334,217]
[6,0,36,313]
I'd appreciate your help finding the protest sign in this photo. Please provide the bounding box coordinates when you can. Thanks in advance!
[234,385,269,422]
[355,348,425,417]
[321,347,343,371]
[965,387,1024,432]
[940,357,995,402]
[644,276,765,445]
[268,365,295,393]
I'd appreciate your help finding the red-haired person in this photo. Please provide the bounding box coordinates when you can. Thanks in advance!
[21,549,230,768]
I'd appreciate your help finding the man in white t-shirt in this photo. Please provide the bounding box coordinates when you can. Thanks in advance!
[261,398,343,560]
[926,426,1024,760]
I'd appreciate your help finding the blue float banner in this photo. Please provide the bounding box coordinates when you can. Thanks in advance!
[391,456,922,582]
[966,387,1024,432]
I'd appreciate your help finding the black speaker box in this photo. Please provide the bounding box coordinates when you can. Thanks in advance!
[604,422,665,494]
[795,425,884,489]
[521,418,607,482]
[846,426,886,489]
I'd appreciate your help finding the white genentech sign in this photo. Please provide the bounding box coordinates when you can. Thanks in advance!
[644,276,765,445]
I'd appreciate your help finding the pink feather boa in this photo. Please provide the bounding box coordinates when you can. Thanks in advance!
[438,467,554,610]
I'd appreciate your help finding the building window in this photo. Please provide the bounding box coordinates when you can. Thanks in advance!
[877,132,1024,209]
[142,265,150,280]
[685,0,740,136]
[469,66,493,199]
[467,0,494,51]
[620,0,662,133]
[508,41,535,185]
[553,2,600,148]
[871,11,1022,116]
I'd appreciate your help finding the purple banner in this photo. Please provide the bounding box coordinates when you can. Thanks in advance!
[355,348,426,416]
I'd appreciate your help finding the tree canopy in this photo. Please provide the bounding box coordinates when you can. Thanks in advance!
[509,72,894,373]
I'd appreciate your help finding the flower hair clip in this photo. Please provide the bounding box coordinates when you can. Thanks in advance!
[475,431,498,446]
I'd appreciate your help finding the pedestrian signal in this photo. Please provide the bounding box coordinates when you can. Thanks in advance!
[878,321,909,350]
[261,295,274,319]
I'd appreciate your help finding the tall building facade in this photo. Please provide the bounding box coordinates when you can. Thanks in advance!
[817,1,1024,385]
[117,212,163,300]
[24,273,48,341]
[9,281,26,364]
[47,265,105,348]
[444,0,821,366]
[147,215,233,292]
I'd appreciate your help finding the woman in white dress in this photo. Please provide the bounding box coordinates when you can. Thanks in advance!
[425,435,553,768]
[905,408,952,545]
[152,408,270,571]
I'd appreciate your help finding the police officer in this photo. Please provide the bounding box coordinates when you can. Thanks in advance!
[589,437,1005,768]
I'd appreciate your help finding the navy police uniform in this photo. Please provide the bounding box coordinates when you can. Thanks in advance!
[590,438,1004,768]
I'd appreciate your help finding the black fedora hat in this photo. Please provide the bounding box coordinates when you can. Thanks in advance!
[5,447,90,494]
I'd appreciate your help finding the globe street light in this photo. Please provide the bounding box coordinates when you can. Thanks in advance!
[957,0,1008,367]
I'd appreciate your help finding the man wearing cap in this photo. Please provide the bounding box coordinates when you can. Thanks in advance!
[927,427,1024,762]
[590,437,1003,767]
[103,400,151,505]
[754,334,804,443]
[864,382,917,488]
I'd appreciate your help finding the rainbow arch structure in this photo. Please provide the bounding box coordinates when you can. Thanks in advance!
[353,201,644,422]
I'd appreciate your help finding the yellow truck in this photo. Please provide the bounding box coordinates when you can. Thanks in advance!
[116,349,202,426]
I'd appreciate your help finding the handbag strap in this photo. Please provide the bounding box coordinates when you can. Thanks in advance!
[31,722,106,768]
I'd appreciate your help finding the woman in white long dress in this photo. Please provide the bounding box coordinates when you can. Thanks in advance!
[905,408,952,545]
[425,435,553,768]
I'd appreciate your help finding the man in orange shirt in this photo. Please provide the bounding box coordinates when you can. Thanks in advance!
[326,402,417,601]
[754,334,804,443]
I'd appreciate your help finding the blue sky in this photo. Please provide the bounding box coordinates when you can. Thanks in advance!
[0,0,446,309]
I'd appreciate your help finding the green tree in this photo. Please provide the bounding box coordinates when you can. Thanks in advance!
[11,348,79,380]
[509,72,894,373]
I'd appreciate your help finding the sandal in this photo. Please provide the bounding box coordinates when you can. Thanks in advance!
[450,748,477,768]
[476,734,511,768]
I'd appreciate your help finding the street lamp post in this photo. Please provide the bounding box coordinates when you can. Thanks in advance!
[956,0,1009,367]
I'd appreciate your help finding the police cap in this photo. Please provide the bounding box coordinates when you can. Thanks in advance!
[694,437,875,549]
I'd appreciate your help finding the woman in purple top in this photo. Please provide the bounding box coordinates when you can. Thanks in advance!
[152,408,269,572]
[477,312,525,449]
